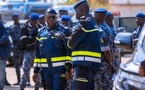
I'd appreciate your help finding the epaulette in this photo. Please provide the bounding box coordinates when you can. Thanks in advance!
[38,26,46,32]
[99,29,103,33]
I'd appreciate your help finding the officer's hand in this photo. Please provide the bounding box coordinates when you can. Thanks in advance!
[32,73,38,83]
[65,71,73,80]
[110,66,117,74]
[55,32,66,40]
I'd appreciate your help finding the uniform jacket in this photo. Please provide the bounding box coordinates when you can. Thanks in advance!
[34,23,71,73]
[68,16,101,70]
[0,23,11,60]
[19,21,41,51]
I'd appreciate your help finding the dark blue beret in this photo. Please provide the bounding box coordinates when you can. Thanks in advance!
[39,14,45,19]
[136,13,145,18]
[61,15,71,21]
[46,8,57,15]
[74,0,87,9]
[106,12,112,17]
[141,60,145,67]
[94,8,107,13]
[12,13,19,17]
[29,12,39,20]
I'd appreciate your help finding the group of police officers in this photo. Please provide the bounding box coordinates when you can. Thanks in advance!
[2,0,145,90]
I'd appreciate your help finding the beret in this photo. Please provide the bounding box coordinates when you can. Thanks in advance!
[29,12,39,20]
[46,8,57,15]
[141,60,145,67]
[94,8,107,13]
[39,14,45,19]
[61,15,71,21]
[12,13,19,17]
[106,12,112,17]
[136,13,145,18]
[74,0,87,9]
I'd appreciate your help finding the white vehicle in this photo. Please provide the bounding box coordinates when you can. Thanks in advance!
[114,24,145,90]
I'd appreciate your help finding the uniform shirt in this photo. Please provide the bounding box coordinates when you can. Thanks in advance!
[109,25,117,45]
[9,23,22,44]
[133,26,142,39]
[20,21,41,51]
[99,22,111,51]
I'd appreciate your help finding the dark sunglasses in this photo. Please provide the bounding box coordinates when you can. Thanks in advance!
[47,16,56,20]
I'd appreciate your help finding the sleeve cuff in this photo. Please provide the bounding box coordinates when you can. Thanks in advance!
[101,45,110,51]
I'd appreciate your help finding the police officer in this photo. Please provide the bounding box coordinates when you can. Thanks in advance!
[8,13,22,85]
[38,14,46,26]
[61,15,72,36]
[105,12,119,68]
[59,9,68,18]
[61,15,71,27]
[32,8,71,90]
[94,8,115,90]
[68,1,102,90]
[133,13,145,43]
[19,12,41,90]
[0,18,11,90]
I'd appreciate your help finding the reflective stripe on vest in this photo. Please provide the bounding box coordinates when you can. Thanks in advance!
[72,51,101,58]
[51,56,72,62]
[82,27,99,32]
[76,77,88,82]
[53,62,65,67]
[34,56,72,63]
[72,56,101,63]
[34,58,41,63]
[33,63,41,67]
[41,62,65,67]
[40,63,48,67]
[36,37,47,41]
[67,40,71,49]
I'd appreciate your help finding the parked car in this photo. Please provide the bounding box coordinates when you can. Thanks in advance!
[113,24,145,90]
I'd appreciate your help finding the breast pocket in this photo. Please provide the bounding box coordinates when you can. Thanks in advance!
[53,39,64,49]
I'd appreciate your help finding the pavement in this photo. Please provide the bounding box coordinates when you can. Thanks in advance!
[4,54,132,90]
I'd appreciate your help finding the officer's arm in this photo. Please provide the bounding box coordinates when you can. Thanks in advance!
[103,50,113,67]
[33,38,41,74]
[100,36,113,67]
[20,25,28,37]
[68,21,88,49]
[0,24,9,45]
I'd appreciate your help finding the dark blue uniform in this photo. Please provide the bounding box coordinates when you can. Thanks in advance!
[9,22,22,83]
[95,22,113,90]
[0,22,10,90]
[94,8,114,90]
[68,15,101,90]
[19,13,40,89]
[34,23,71,90]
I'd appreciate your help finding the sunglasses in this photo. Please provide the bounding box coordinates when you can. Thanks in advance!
[47,16,56,20]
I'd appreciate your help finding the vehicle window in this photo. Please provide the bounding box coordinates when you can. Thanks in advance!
[119,17,137,32]
[1,4,24,11]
